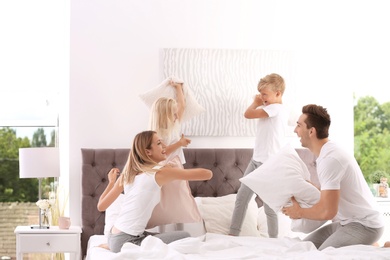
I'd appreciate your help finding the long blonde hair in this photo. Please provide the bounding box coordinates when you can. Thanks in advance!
[121,131,159,185]
[148,97,179,141]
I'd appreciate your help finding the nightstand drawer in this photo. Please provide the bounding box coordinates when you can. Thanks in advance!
[375,198,390,245]
[19,233,79,253]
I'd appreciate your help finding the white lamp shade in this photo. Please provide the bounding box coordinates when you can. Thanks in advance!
[19,147,60,178]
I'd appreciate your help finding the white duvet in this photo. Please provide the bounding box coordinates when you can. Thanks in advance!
[86,233,390,260]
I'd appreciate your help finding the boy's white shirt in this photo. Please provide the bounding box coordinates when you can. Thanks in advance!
[252,103,289,163]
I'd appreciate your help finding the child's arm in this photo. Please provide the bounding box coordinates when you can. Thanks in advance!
[155,166,212,186]
[171,81,185,121]
[244,94,269,119]
[97,169,124,212]
[164,134,191,155]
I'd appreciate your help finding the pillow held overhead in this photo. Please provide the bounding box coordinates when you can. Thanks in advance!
[139,76,205,122]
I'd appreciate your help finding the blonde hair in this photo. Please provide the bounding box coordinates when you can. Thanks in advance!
[121,131,159,185]
[257,73,285,94]
[148,97,178,141]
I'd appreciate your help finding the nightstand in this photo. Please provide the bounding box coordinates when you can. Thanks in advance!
[375,197,390,246]
[14,225,82,260]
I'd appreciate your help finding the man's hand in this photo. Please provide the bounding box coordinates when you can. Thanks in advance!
[282,197,302,219]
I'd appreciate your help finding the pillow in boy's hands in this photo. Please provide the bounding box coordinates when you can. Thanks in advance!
[139,76,205,122]
[240,145,326,233]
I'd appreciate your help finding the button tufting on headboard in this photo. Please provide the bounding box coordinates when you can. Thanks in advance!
[80,147,317,258]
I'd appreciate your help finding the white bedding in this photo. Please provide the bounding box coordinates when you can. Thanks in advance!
[89,194,389,259]
[86,233,390,260]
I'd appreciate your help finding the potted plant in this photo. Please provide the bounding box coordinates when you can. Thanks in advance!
[368,170,389,197]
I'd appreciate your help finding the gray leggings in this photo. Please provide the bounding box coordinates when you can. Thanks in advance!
[304,221,384,250]
[108,230,190,253]
[229,158,278,238]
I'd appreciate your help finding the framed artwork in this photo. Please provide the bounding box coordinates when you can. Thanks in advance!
[163,49,296,136]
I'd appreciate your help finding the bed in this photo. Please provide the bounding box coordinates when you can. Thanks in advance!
[81,148,390,259]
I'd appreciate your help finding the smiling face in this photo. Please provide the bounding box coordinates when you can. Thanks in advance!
[146,133,167,163]
[294,114,311,148]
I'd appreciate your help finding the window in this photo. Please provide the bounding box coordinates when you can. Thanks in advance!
[0,92,59,259]
[353,95,390,191]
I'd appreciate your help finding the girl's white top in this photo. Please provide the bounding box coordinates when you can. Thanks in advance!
[163,121,186,164]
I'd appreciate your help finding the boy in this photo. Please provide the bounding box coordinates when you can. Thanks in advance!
[229,73,288,238]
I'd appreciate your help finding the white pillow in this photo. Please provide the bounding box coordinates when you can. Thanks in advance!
[240,145,326,234]
[104,193,124,236]
[139,76,206,122]
[196,194,260,237]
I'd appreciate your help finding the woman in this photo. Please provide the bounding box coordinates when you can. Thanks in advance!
[97,130,212,253]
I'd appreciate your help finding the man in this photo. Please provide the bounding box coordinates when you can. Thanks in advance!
[282,104,384,250]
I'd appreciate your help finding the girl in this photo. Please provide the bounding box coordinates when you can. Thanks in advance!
[148,80,191,164]
[147,81,201,228]
[97,130,212,253]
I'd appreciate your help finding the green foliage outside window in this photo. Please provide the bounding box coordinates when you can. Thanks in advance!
[0,127,56,202]
[354,96,390,183]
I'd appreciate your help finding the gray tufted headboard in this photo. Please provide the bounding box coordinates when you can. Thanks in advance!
[81,147,317,257]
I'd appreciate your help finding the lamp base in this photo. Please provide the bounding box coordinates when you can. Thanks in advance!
[30,225,50,229]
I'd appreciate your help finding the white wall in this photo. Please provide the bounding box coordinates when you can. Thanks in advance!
[69,0,389,225]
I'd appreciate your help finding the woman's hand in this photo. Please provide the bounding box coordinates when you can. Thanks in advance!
[108,168,120,184]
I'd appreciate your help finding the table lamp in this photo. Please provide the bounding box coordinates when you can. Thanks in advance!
[19,147,60,229]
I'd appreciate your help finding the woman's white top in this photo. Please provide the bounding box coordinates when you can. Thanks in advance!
[114,171,161,236]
